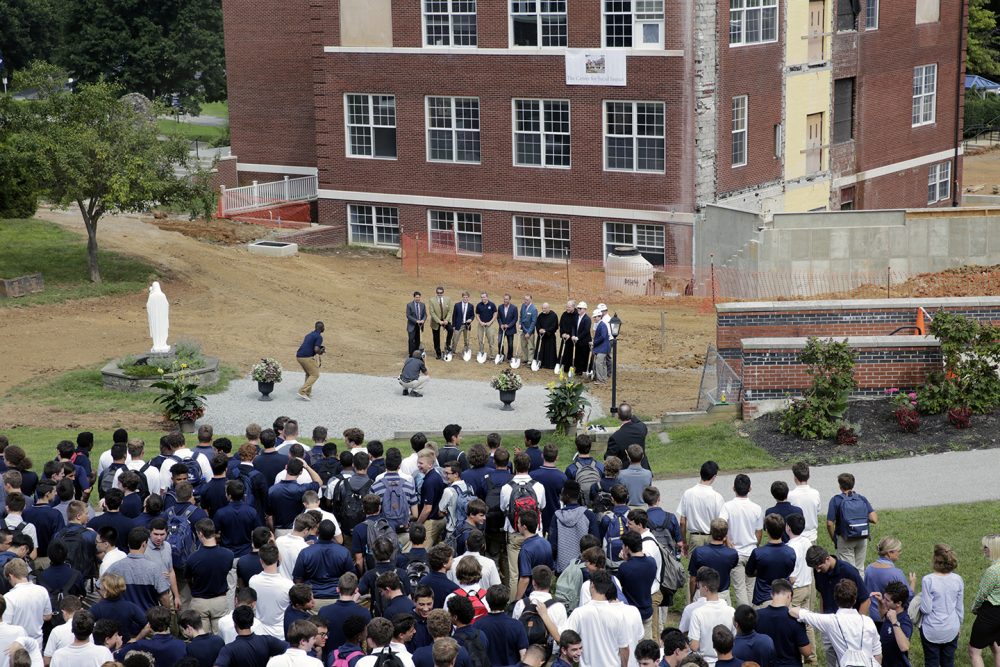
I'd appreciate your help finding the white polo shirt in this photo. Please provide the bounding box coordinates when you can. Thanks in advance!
[499,475,546,533]
[3,581,52,641]
[566,600,632,667]
[50,642,114,667]
[787,483,823,542]
[248,571,293,638]
[448,551,501,590]
[113,459,161,496]
[218,611,264,642]
[42,618,77,659]
[788,534,814,588]
[688,599,736,665]
[676,483,724,535]
[720,496,764,557]
[275,533,309,580]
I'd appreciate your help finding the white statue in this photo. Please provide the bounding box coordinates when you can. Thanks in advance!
[147,281,170,353]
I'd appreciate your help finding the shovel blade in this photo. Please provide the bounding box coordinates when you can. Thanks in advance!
[463,350,472,362]
[553,364,562,375]
[531,360,540,372]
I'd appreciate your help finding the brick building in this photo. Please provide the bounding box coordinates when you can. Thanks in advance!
[220,0,967,265]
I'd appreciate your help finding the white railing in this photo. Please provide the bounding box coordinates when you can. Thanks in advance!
[219,175,318,216]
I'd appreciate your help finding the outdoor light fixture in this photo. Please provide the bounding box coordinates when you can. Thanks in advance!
[610,312,622,414]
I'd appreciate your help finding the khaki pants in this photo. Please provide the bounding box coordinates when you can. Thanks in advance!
[486,531,509,589]
[836,537,868,576]
[793,584,817,659]
[425,518,445,546]
[455,326,471,353]
[648,589,664,639]
[730,553,755,608]
[401,376,428,393]
[685,533,712,602]
[506,531,526,602]
[477,322,497,356]
[314,597,339,611]
[594,352,609,383]
[520,333,536,363]
[297,356,320,396]
[191,595,228,634]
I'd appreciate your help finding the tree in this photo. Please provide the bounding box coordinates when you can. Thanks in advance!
[20,80,189,282]
[0,0,64,74]
[0,95,39,218]
[969,0,1000,76]
[56,0,225,112]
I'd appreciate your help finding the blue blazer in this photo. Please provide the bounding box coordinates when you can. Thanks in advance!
[452,301,475,328]
[498,303,518,329]
[519,303,538,334]
[593,320,611,354]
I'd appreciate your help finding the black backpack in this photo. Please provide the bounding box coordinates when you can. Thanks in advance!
[483,476,506,534]
[337,476,373,534]
[98,462,128,498]
[520,599,556,659]
[454,625,490,667]
[134,462,153,500]
[404,552,430,592]
[372,649,405,667]
[52,525,95,580]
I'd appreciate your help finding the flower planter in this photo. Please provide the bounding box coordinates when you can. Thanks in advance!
[258,381,275,401]
[177,419,196,433]
[499,389,517,411]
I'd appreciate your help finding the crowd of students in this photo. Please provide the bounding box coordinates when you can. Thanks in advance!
[0,410,996,667]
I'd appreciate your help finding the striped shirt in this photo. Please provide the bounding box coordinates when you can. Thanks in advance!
[973,561,1000,612]
[106,554,169,611]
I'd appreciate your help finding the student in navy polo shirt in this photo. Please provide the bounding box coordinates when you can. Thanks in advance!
[23,481,64,567]
[713,625,744,667]
[755,579,812,667]
[215,479,261,558]
[252,429,288,488]
[419,544,460,609]
[359,537,412,608]
[553,629,583,667]
[236,526,272,587]
[330,614,368,667]
[408,585,436,652]
[764,482,802,543]
[522,430,544,471]
[87,489,136,552]
[378,571,417,619]
[351,494,387,573]
[367,441,387,481]
[485,433,511,472]
[688,518,740,600]
[293,518,354,603]
[530,443,568,534]
[733,605,776,667]
[474,584,529,665]
[185,519,235,634]
[515,512,554,599]
[178,609,225,667]
[319,572,372,649]
[198,454,231,519]
[475,292,498,361]
[746,514,797,606]
[806,545,871,615]
[116,606,186,666]
[460,445,492,499]
[117,472,143,519]
[874,581,913,667]
[416,449,447,545]
[643,487,682,554]
[618,530,657,631]
[90,572,146,642]
[283,583,315,635]
[268,458,322,532]
[213,605,287,667]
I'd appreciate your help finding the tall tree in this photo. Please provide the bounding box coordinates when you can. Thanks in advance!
[969,0,1000,76]
[20,81,189,282]
[0,0,63,74]
[56,0,225,112]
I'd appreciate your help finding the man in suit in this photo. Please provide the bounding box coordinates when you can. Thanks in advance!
[591,308,611,384]
[429,286,453,360]
[571,301,592,374]
[451,291,475,354]
[406,291,427,356]
[497,294,519,361]
[606,403,650,470]
[519,294,538,364]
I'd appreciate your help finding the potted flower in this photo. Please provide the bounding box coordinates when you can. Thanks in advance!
[490,368,524,410]
[545,374,591,435]
[152,371,206,432]
[251,358,283,401]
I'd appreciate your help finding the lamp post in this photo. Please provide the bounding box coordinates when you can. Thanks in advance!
[609,312,622,415]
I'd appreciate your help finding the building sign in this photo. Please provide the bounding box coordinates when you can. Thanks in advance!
[565,49,627,87]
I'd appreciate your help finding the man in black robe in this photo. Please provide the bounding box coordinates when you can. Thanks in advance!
[571,301,592,374]
[558,300,576,370]
[536,302,559,369]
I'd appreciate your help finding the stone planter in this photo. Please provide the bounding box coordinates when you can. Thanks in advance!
[177,419,196,433]
[258,381,275,401]
[101,355,220,393]
[499,389,517,411]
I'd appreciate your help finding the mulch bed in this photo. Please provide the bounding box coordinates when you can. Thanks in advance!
[746,397,1000,465]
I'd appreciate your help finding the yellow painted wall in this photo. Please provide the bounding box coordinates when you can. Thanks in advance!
[786,0,831,66]
[785,181,830,212]
[784,70,831,178]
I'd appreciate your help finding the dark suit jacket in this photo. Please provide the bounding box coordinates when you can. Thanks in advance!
[574,314,592,343]
[498,303,518,329]
[606,418,650,470]
[452,301,475,328]
[406,301,427,333]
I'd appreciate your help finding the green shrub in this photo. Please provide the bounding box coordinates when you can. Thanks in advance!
[0,144,39,219]
[918,312,1000,414]
[780,338,856,439]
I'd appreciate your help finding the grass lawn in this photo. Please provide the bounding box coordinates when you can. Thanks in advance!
[0,219,158,307]
[156,119,226,144]
[199,101,228,120]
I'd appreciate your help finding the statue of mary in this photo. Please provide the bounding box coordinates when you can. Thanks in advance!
[147,282,170,353]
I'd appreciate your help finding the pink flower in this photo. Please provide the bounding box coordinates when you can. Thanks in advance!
[886,388,899,394]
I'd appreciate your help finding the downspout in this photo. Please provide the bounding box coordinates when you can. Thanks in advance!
[953,0,967,207]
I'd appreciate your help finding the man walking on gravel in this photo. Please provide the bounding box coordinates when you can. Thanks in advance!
[296,321,325,401]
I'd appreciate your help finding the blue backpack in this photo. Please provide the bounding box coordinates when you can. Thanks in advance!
[379,476,411,531]
[169,454,205,491]
[165,504,198,569]
[452,482,475,528]
[227,465,259,513]
[603,507,629,569]
[838,493,870,539]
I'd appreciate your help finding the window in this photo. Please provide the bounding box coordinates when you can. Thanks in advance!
[510,1,567,47]
[424,0,477,46]
[833,78,855,143]
[348,204,400,248]
[604,1,665,49]
[912,64,937,127]
[928,162,951,203]
[514,216,570,260]
[774,123,783,158]
[836,0,856,31]
[604,101,666,172]
[513,99,571,168]
[840,186,855,210]
[429,210,483,254]
[426,97,481,163]
[865,0,878,29]
[344,95,397,159]
[730,0,778,45]
[605,222,666,265]
[731,96,747,168]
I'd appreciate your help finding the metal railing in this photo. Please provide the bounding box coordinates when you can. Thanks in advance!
[219,175,318,216]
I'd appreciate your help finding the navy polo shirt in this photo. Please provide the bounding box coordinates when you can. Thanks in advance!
[118,633,187,667]
[413,643,473,667]
[215,500,261,557]
[518,535,555,579]
[267,480,320,529]
[529,466,567,533]
[236,551,264,586]
[475,612,529,666]
[879,610,913,667]
[409,616,433,651]
[756,605,810,667]
[292,540,355,598]
[360,562,412,599]
[120,493,143,519]
[297,330,323,358]
[382,594,416,619]
[253,451,289,486]
[764,502,803,543]
[475,301,497,323]
[716,659,744,667]
[167,502,209,531]
[186,633,225,667]
[524,446,544,471]
[419,570,460,609]
[420,469,446,521]
[815,557,869,613]
[38,562,86,598]
[186,544,235,598]
[367,458,387,481]
[619,555,658,620]
[214,633,288,667]
[199,478,230,518]
[733,631,776,667]
[284,606,312,635]
[90,597,147,642]
[746,542,797,605]
[22,503,64,557]
[319,600,372,648]
[688,542,740,592]
[87,511,136,551]
[461,466,492,499]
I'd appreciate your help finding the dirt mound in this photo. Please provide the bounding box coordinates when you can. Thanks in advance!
[146,217,263,244]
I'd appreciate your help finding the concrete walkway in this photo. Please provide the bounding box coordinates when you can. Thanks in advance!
[653,447,999,511]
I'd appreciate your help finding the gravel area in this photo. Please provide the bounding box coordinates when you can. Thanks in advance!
[201,371,604,440]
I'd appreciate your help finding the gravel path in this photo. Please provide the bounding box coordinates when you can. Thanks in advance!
[653,447,1000,511]
[201,371,603,440]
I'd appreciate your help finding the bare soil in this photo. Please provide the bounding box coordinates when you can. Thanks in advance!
[963,145,1000,190]
[0,209,715,429]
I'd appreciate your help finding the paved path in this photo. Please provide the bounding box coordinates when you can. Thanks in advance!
[201,371,603,441]
[653,448,999,511]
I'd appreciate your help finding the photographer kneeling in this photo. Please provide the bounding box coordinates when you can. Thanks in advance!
[400,349,429,397]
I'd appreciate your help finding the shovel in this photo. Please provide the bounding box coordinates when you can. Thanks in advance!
[510,335,522,369]
[494,331,505,365]
[584,349,596,380]
[529,333,541,372]
[554,338,566,375]
[443,325,454,362]
[462,325,472,362]
[476,335,487,363]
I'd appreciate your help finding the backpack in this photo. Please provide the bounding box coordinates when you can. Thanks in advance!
[134,461,153,500]
[98,462,128,498]
[169,454,205,490]
[338,477,374,535]
[642,535,686,605]
[454,625,490,667]
[554,560,585,612]
[378,476,411,531]
[53,525,95,580]
[454,587,489,622]
[483,476,506,534]
[364,517,399,569]
[451,482,475,531]
[47,568,80,612]
[504,480,539,532]
[331,648,365,667]
[312,456,341,486]
[226,465,259,513]
[603,508,628,569]
[648,510,679,555]
[552,506,589,574]
[839,493,871,540]
[520,598,557,657]
[573,458,601,506]
[164,504,198,569]
[372,649,405,667]
[592,487,614,515]
[404,552,430,592]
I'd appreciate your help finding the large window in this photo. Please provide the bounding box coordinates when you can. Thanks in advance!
[348,205,400,248]
[928,162,951,204]
[731,96,747,168]
[912,64,937,127]
[514,216,570,260]
[424,0,477,46]
[510,1,568,47]
[730,0,778,45]
[426,97,481,163]
[604,101,666,172]
[836,0,856,30]
[344,94,397,159]
[605,222,666,266]
[865,0,878,29]
[833,78,855,143]
[603,1,665,49]
[429,210,483,254]
[513,99,571,167]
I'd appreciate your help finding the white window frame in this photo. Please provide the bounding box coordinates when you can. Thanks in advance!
[602,0,665,49]
[603,100,667,173]
[603,222,666,266]
[425,96,481,164]
[865,0,879,30]
[512,99,571,169]
[422,0,478,47]
[343,94,397,160]
[912,64,937,127]
[428,210,484,254]
[509,1,568,48]
[347,204,401,248]
[928,161,951,204]
[730,0,779,46]
[512,216,571,261]
[732,95,748,168]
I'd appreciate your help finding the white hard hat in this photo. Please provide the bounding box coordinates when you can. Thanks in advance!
[597,303,608,312]
[592,309,602,317]
[577,301,588,309]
